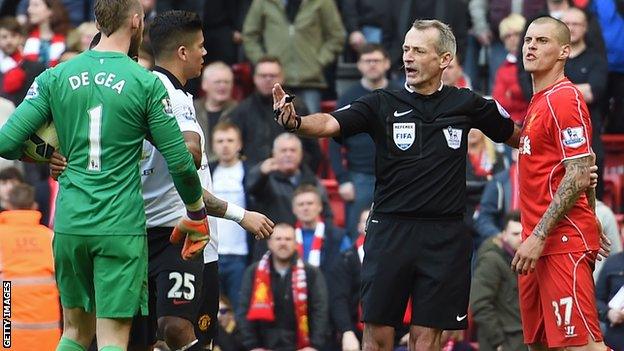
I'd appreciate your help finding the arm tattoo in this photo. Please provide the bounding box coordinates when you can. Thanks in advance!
[533,155,592,239]
[586,186,596,213]
[202,189,228,218]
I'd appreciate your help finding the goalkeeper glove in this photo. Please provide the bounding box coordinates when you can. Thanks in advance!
[170,208,210,260]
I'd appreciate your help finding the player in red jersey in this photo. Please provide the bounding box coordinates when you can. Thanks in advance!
[511,16,610,350]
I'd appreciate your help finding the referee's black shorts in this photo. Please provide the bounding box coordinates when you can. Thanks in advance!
[360,213,472,330]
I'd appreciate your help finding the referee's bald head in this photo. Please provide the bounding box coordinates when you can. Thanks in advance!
[529,16,571,45]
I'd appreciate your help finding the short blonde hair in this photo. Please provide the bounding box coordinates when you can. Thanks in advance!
[412,19,457,57]
[202,61,233,82]
[499,14,526,40]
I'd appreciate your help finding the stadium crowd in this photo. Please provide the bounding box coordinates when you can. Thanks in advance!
[1,0,624,350]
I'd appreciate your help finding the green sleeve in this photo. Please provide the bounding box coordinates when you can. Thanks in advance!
[146,79,203,207]
[0,71,51,159]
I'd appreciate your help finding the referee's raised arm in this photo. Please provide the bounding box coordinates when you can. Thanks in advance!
[272,83,342,137]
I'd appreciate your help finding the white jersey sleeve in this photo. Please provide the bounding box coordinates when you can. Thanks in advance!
[141,71,219,262]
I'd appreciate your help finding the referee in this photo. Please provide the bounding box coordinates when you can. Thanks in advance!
[273,19,521,350]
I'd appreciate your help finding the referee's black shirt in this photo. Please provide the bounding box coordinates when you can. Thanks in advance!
[330,84,515,219]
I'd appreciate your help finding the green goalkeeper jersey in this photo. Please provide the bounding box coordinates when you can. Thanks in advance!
[0,50,203,235]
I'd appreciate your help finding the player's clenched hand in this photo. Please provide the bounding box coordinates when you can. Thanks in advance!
[595,217,611,261]
[338,182,356,202]
[272,83,298,131]
[589,151,598,188]
[511,233,545,275]
[240,211,274,240]
[49,150,67,181]
[607,308,624,326]
[170,214,210,260]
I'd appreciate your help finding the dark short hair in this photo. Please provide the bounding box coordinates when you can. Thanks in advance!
[94,0,141,36]
[0,167,23,183]
[148,10,203,59]
[254,55,282,74]
[0,17,23,35]
[358,43,389,60]
[7,183,35,210]
[503,210,521,228]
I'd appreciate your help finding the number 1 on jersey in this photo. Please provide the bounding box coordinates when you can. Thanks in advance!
[88,105,102,171]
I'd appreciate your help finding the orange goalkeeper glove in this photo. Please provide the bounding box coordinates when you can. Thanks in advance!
[170,209,210,260]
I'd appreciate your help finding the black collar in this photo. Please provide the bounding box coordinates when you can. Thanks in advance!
[153,66,186,92]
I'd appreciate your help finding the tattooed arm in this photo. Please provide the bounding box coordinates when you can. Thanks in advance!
[532,155,593,239]
[512,154,592,274]
[202,188,274,239]
[202,189,228,217]
[586,186,596,213]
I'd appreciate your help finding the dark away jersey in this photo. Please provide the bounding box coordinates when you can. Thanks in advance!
[331,84,515,218]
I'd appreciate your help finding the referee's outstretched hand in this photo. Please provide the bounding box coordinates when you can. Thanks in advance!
[272,83,298,130]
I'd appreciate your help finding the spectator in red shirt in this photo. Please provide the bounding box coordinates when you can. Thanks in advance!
[0,17,45,105]
[492,14,529,125]
[23,0,70,67]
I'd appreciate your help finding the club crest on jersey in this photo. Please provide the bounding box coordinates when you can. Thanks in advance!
[25,81,39,100]
[443,126,462,149]
[161,98,173,115]
[562,127,585,148]
[393,122,415,150]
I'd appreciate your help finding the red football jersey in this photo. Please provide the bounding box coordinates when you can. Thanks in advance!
[518,78,599,255]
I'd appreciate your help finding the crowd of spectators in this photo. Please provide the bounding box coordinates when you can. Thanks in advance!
[1,0,624,350]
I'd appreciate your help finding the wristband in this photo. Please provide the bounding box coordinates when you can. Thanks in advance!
[224,203,245,223]
[187,207,207,221]
[186,197,207,220]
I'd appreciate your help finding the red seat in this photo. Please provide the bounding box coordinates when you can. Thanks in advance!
[602,134,624,175]
[603,173,624,213]
[231,62,254,101]
[320,178,345,228]
[316,100,338,178]
[316,137,336,179]
[320,100,336,113]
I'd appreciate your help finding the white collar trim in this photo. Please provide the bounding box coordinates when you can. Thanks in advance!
[404,81,444,93]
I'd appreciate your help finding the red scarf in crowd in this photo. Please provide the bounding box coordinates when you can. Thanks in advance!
[1,51,26,94]
[469,150,494,177]
[23,28,66,67]
[1,51,21,73]
[295,221,325,267]
[247,251,311,349]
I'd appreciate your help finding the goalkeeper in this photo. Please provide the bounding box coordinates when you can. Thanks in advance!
[0,1,213,351]
[50,10,274,351]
